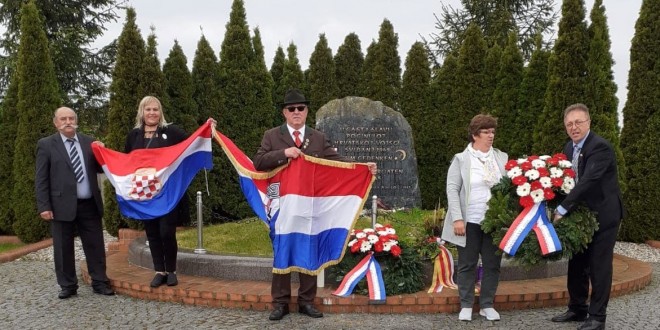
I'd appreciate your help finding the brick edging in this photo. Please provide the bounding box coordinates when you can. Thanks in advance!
[0,238,53,263]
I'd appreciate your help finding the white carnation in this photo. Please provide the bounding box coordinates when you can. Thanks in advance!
[517,182,531,196]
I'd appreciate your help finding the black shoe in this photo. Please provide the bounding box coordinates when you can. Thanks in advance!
[577,318,605,330]
[298,304,323,318]
[58,288,77,299]
[93,284,115,296]
[268,305,289,321]
[150,273,167,288]
[551,310,588,322]
[166,272,178,286]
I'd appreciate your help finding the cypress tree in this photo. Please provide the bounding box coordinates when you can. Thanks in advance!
[483,43,502,110]
[533,0,589,154]
[307,33,338,123]
[191,34,224,223]
[0,78,18,234]
[334,33,364,98]
[103,7,145,236]
[400,42,433,208]
[281,42,305,94]
[491,32,524,155]
[251,27,275,126]
[270,46,287,116]
[138,30,168,102]
[585,0,625,188]
[513,36,550,156]
[620,0,660,242]
[163,40,198,133]
[359,40,377,99]
[363,19,401,109]
[11,0,62,242]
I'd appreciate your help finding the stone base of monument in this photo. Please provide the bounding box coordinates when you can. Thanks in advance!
[128,237,567,284]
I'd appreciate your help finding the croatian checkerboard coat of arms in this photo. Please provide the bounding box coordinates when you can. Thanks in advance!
[129,168,162,200]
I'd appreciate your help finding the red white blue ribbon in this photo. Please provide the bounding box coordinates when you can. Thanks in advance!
[332,252,386,303]
[499,202,562,256]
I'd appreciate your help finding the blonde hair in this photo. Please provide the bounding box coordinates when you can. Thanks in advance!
[134,96,170,129]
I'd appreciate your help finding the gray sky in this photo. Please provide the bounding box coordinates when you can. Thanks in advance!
[99,0,641,122]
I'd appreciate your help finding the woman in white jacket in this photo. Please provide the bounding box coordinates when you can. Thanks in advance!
[441,114,508,322]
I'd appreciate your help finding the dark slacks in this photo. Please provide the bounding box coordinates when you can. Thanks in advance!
[271,273,317,307]
[144,210,178,272]
[456,222,502,309]
[50,198,108,290]
[567,224,619,322]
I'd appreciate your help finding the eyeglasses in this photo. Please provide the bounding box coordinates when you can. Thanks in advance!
[286,106,307,112]
[564,119,590,129]
[479,129,496,135]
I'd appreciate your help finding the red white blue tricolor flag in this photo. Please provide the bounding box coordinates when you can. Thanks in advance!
[213,131,375,275]
[92,121,213,220]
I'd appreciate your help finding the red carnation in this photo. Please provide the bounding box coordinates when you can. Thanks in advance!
[537,167,549,177]
[512,176,528,186]
[530,181,543,191]
[519,195,534,208]
[527,155,540,161]
[390,244,402,257]
[374,241,384,252]
[546,158,559,166]
[543,188,555,201]
[551,177,564,187]
[553,153,567,161]
[563,168,576,178]
[505,160,519,170]
[520,161,533,171]
[350,241,361,253]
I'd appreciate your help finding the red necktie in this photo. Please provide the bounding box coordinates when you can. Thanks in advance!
[293,130,302,148]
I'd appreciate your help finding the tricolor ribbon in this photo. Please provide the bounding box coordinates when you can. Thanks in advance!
[427,241,457,293]
[332,252,386,303]
[499,202,562,256]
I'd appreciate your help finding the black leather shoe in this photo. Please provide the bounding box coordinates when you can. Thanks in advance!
[150,273,167,288]
[298,304,323,318]
[577,318,605,330]
[58,288,77,299]
[166,272,178,286]
[551,310,587,322]
[93,285,115,296]
[268,306,289,321]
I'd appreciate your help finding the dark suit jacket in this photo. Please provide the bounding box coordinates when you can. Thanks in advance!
[253,124,347,171]
[35,133,103,221]
[559,132,624,231]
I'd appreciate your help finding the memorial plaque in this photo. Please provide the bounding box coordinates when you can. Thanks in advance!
[315,97,421,209]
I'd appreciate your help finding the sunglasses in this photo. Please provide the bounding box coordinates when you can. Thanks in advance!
[286,105,307,112]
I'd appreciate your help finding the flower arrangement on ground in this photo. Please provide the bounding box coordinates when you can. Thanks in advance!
[481,154,598,267]
[347,223,402,257]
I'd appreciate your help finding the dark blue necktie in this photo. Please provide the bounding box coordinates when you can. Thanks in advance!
[67,138,84,183]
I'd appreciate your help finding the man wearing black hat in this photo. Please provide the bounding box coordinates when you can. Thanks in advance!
[254,89,377,321]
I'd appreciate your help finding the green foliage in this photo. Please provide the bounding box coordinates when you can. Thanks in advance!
[307,33,338,124]
[482,43,502,109]
[138,31,168,103]
[103,7,146,237]
[280,43,305,95]
[163,40,198,133]
[269,46,287,119]
[334,33,363,99]
[0,242,24,253]
[358,40,377,99]
[620,0,660,242]
[359,19,401,109]
[533,0,589,154]
[11,0,61,243]
[481,179,598,267]
[513,36,549,156]
[0,78,18,234]
[491,32,524,153]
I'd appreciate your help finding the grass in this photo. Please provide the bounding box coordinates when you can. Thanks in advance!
[0,243,25,254]
[177,209,443,256]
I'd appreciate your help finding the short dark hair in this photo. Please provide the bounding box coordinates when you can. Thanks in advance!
[563,103,590,119]
[468,114,497,142]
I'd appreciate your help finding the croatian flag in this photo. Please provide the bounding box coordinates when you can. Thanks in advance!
[92,121,213,219]
[214,131,374,274]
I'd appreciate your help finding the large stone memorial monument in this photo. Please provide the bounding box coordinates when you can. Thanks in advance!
[316,96,421,209]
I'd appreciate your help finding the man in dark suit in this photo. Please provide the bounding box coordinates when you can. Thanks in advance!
[254,89,376,321]
[551,103,624,330]
[35,107,114,299]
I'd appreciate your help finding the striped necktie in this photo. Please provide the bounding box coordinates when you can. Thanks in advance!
[572,145,580,183]
[67,138,84,183]
[293,130,302,148]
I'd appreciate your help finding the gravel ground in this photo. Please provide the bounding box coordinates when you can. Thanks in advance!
[1,235,658,330]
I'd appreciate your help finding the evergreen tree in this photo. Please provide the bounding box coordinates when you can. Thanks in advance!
[334,33,364,98]
[585,0,625,188]
[0,78,18,234]
[103,7,145,236]
[191,34,224,223]
[362,19,401,109]
[482,43,502,110]
[358,40,377,99]
[400,42,434,208]
[513,36,549,156]
[620,0,660,242]
[11,0,62,242]
[491,32,524,155]
[270,46,287,117]
[533,0,589,154]
[307,33,338,123]
[216,0,271,218]
[281,42,305,94]
[431,54,459,209]
[251,27,275,126]
[138,30,168,102]
[163,40,198,133]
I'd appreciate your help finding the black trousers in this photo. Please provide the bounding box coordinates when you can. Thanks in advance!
[51,198,108,290]
[567,224,619,321]
[144,210,178,272]
[271,273,317,307]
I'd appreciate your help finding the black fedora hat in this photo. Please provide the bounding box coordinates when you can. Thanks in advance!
[280,88,310,108]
